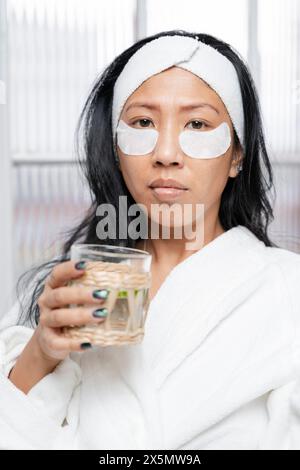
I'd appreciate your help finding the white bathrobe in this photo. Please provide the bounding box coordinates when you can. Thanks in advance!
[0,225,300,450]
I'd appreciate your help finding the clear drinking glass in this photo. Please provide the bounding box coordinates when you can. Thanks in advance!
[62,244,152,346]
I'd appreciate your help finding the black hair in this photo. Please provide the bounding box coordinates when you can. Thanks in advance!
[16,29,277,327]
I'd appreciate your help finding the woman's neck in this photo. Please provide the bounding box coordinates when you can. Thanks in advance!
[136,217,225,269]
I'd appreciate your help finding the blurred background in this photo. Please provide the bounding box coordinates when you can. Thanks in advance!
[0,0,299,315]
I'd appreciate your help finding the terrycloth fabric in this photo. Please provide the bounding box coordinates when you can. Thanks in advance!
[0,225,300,450]
[111,35,245,159]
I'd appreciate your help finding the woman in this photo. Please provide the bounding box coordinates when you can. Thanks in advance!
[0,30,300,450]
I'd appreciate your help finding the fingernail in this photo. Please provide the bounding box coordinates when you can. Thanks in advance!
[75,261,86,270]
[80,342,92,349]
[92,289,110,300]
[92,308,108,318]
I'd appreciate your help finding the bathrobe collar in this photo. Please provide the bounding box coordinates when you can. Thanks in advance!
[142,224,266,386]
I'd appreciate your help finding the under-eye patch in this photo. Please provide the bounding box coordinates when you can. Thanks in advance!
[179,122,231,158]
[116,119,231,159]
[116,119,158,155]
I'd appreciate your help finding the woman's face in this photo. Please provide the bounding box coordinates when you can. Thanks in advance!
[117,66,242,227]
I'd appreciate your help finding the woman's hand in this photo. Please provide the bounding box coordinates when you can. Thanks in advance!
[35,260,109,361]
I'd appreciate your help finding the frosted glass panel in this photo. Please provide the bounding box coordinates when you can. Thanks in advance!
[146,0,249,60]
[268,163,300,252]
[258,0,299,162]
[7,0,136,162]
[7,0,137,285]
[13,163,91,282]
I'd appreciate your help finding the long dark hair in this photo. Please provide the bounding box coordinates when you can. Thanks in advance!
[16,29,276,327]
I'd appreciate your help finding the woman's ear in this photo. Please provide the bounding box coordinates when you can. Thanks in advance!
[229,146,243,178]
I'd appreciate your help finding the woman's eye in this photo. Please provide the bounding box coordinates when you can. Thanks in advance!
[186,120,206,130]
[131,119,208,130]
[132,118,153,128]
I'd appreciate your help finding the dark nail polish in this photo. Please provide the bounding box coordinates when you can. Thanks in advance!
[92,289,110,300]
[80,342,92,349]
[75,261,86,270]
[92,308,108,318]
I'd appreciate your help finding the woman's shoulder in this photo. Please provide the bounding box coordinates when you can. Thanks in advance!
[264,244,300,321]
[261,239,300,374]
[233,225,300,270]
[234,225,300,315]
[234,226,300,380]
[262,238,300,290]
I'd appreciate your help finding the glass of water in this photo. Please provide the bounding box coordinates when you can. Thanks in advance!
[62,244,152,347]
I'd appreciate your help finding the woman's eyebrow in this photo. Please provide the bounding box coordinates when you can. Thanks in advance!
[125,101,220,115]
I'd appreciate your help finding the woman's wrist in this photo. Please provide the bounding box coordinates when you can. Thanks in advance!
[33,329,65,366]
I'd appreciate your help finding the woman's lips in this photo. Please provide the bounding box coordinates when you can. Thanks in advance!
[150,186,188,200]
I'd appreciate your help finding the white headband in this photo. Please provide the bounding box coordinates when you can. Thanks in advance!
[112,35,244,159]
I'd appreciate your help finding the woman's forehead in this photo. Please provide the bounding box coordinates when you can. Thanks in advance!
[123,66,227,115]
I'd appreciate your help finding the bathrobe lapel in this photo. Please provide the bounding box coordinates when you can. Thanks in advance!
[142,225,265,386]
[136,225,294,449]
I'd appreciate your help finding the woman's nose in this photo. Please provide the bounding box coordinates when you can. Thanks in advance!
[151,128,184,167]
